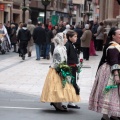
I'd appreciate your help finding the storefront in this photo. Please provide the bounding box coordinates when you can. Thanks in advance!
[0,1,13,23]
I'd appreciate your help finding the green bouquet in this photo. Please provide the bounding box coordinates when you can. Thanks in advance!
[55,62,72,88]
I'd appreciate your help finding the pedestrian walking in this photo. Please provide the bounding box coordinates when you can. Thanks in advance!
[17,23,31,60]
[16,22,23,53]
[65,30,80,109]
[81,24,92,61]
[45,24,54,59]
[0,23,11,54]
[89,22,98,56]
[63,24,71,34]
[91,20,99,50]
[41,33,80,111]
[27,19,35,57]
[10,24,17,52]
[89,27,120,120]
[94,22,105,51]
[74,24,83,55]
[33,22,46,60]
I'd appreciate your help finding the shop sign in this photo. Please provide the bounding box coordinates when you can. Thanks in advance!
[0,4,4,11]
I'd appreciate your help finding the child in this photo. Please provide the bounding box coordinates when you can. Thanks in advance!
[65,30,80,109]
[40,32,80,111]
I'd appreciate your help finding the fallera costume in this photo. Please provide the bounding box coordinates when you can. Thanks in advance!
[40,33,80,102]
[89,41,120,117]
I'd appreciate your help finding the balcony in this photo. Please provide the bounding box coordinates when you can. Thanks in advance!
[72,0,85,4]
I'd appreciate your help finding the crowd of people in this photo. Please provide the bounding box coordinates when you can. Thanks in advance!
[1,18,120,119]
[0,19,105,61]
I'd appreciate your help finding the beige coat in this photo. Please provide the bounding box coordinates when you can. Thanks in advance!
[27,24,35,46]
[81,29,92,47]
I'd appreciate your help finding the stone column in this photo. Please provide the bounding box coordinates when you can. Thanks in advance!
[25,4,30,23]
[76,5,80,25]
[19,9,22,22]
[116,5,120,28]
[99,0,104,22]
[0,11,4,23]
[105,0,108,19]
[107,0,113,19]
[25,10,30,23]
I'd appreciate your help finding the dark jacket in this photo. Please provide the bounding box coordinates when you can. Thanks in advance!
[91,23,99,40]
[10,27,17,44]
[74,28,83,45]
[46,30,54,44]
[65,40,78,64]
[17,28,31,42]
[33,26,46,45]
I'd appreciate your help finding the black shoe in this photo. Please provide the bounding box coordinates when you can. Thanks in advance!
[50,103,67,112]
[36,58,40,60]
[28,52,31,57]
[1,50,5,54]
[62,105,67,109]
[13,51,16,52]
[117,117,120,120]
[67,104,80,109]
[110,117,119,120]
[101,118,106,120]
[22,55,25,60]
[94,54,98,56]
[46,56,50,60]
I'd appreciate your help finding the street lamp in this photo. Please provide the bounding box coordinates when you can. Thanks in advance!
[22,0,31,23]
[23,0,26,23]
[7,4,12,23]
[68,0,73,25]
[87,0,92,21]
[41,0,51,25]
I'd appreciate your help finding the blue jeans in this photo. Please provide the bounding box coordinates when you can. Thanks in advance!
[35,44,42,59]
[45,44,50,57]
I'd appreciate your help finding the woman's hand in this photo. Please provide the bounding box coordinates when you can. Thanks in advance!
[2,34,6,37]
[114,75,120,84]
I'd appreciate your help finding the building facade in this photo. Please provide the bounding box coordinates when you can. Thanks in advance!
[0,0,13,23]
[29,0,87,25]
[0,0,31,24]
[99,0,120,28]
[29,0,69,24]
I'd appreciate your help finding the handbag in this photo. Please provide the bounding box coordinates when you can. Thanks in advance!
[11,34,17,44]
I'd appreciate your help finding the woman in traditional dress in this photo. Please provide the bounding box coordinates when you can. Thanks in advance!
[0,23,11,54]
[89,27,120,120]
[40,32,80,111]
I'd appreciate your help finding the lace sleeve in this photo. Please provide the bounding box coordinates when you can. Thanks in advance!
[53,53,61,68]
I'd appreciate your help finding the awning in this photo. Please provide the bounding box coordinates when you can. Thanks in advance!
[0,1,13,4]
[72,0,85,4]
[0,4,5,11]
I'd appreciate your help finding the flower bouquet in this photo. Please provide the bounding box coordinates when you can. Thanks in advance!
[76,59,83,80]
[77,59,83,73]
[55,62,72,88]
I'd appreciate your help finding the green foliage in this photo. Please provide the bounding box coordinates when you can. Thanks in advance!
[55,62,72,88]
[22,7,31,11]
[56,62,71,73]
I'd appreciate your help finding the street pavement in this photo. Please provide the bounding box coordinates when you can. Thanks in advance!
[0,47,103,120]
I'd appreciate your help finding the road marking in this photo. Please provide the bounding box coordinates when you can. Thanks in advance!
[0,106,46,110]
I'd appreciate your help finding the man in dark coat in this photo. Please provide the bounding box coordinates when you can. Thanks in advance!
[74,24,83,55]
[17,23,31,60]
[33,22,46,60]
[44,24,54,59]
[91,20,99,50]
